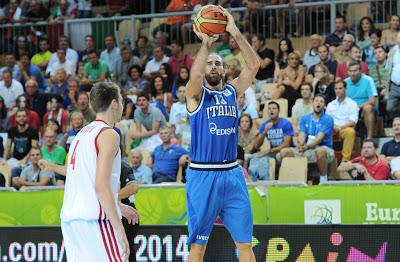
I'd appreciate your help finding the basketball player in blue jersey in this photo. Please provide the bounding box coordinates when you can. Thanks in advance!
[185,6,260,262]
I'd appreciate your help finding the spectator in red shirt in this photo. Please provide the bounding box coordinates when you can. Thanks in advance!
[8,95,40,130]
[168,40,193,77]
[42,95,69,133]
[337,138,389,180]
[336,44,368,80]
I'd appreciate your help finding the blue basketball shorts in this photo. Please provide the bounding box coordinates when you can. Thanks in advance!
[185,165,253,245]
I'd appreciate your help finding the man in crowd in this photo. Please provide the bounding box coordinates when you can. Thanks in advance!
[81,50,109,91]
[338,139,389,180]
[224,37,245,70]
[168,40,193,76]
[48,36,78,69]
[303,34,322,71]
[25,79,49,119]
[0,70,24,108]
[8,95,40,130]
[291,83,314,136]
[49,68,68,95]
[130,92,166,153]
[143,46,170,79]
[336,44,368,79]
[345,61,377,139]
[12,147,54,189]
[2,108,39,169]
[237,92,258,119]
[31,38,52,75]
[151,126,188,183]
[41,127,66,185]
[308,44,338,78]
[380,117,400,179]
[326,80,359,162]
[42,96,69,133]
[46,48,76,80]
[131,149,152,184]
[18,53,47,92]
[253,101,293,180]
[78,35,96,63]
[100,35,120,74]
[113,45,141,85]
[385,33,400,120]
[333,34,355,64]
[0,53,19,80]
[77,92,96,124]
[280,94,335,183]
[325,15,354,47]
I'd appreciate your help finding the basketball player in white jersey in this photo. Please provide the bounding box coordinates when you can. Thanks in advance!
[61,82,139,262]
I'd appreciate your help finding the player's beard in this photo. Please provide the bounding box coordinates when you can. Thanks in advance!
[205,73,222,87]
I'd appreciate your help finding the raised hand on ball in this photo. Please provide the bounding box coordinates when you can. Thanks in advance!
[193,24,219,46]
[218,6,238,34]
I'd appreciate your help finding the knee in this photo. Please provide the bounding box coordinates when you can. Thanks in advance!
[343,127,355,137]
[315,148,326,160]
[393,171,400,180]
[236,242,253,252]
[280,148,291,158]
[362,104,374,114]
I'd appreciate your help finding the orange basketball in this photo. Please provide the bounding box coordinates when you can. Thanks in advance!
[194,5,228,36]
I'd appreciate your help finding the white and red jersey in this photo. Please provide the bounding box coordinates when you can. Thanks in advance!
[61,120,121,222]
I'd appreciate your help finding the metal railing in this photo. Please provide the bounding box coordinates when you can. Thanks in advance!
[0,0,398,54]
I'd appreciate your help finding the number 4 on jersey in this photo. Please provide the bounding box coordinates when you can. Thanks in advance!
[70,140,80,170]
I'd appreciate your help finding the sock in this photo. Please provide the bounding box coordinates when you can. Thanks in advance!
[320,175,328,183]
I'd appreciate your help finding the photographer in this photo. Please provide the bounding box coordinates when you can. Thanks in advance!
[337,139,389,180]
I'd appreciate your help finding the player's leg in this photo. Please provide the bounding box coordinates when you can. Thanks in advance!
[219,166,255,262]
[62,220,121,262]
[186,169,222,261]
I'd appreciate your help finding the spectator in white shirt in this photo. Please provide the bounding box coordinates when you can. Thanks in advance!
[0,70,24,108]
[47,36,78,69]
[169,85,188,135]
[46,49,76,81]
[326,79,359,162]
[143,46,170,79]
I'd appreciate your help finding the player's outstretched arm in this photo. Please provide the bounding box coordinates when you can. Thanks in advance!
[186,23,219,113]
[219,6,260,97]
[95,128,130,262]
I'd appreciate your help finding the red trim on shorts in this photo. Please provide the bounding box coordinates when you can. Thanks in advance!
[108,220,122,261]
[98,204,113,261]
[104,220,119,262]
[95,127,113,155]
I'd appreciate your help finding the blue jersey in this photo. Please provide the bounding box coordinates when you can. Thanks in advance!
[189,84,238,163]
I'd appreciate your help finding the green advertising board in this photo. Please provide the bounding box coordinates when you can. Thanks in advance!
[0,186,267,226]
[267,184,400,224]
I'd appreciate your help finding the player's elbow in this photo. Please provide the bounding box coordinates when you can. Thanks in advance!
[249,59,261,72]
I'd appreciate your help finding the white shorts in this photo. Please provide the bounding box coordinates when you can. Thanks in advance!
[62,220,122,262]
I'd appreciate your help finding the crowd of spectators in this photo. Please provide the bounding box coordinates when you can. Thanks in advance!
[0,0,399,189]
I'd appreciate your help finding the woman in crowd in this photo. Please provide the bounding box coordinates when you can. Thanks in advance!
[382,15,400,49]
[159,62,174,92]
[312,63,335,104]
[150,74,173,120]
[172,65,190,99]
[357,16,376,52]
[124,64,149,96]
[238,114,258,155]
[276,38,294,70]
[275,52,305,115]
